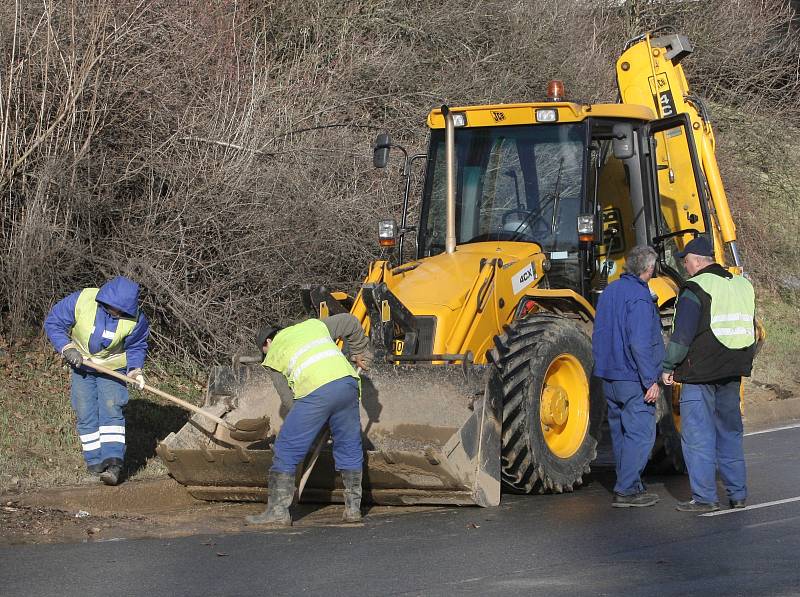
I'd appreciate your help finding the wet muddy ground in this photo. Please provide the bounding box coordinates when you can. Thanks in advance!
[0,479,435,546]
[2,379,795,547]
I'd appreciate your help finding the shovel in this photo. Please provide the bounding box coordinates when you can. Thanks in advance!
[297,427,330,501]
[81,360,269,442]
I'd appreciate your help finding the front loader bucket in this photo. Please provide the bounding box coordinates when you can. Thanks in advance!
[157,362,501,507]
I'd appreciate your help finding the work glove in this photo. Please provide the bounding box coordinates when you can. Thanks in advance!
[127,368,145,390]
[62,345,83,368]
[351,352,372,372]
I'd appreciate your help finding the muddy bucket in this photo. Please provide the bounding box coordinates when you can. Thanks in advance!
[157,362,501,507]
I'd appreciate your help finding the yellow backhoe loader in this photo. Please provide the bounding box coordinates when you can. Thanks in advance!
[158,32,746,506]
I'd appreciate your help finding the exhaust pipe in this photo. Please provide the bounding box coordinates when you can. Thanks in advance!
[442,105,457,254]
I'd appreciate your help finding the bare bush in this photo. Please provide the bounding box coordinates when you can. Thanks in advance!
[594,0,800,114]
[1,0,798,365]
[0,1,152,332]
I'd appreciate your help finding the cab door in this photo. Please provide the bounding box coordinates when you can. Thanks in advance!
[640,113,710,280]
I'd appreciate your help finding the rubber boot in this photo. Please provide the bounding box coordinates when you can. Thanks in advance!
[341,469,363,523]
[99,458,124,486]
[87,463,105,475]
[245,471,295,527]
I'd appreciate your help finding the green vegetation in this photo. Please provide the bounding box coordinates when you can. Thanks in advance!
[753,296,800,392]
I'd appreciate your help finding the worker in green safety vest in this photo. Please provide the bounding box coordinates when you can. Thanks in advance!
[44,276,150,486]
[246,313,372,527]
[662,236,758,513]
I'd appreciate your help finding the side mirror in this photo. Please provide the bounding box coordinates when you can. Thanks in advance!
[373,133,391,168]
[612,123,634,160]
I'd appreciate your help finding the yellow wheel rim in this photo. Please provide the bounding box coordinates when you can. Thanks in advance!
[539,354,589,459]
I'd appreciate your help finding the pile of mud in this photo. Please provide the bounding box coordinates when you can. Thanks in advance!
[0,478,436,545]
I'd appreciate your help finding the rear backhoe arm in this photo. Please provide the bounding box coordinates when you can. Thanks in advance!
[616,32,742,266]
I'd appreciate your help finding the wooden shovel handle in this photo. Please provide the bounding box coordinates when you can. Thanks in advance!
[81,360,234,431]
[297,428,329,501]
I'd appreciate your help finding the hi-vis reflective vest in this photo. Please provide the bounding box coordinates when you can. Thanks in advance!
[691,272,756,349]
[71,288,136,370]
[263,319,358,399]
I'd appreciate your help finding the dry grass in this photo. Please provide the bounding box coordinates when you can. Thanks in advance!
[752,294,800,394]
[0,336,201,492]
[710,104,800,392]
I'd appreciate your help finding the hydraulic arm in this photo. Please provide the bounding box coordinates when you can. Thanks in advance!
[616,33,741,266]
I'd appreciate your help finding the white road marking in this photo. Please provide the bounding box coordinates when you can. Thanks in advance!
[700,496,800,517]
[743,515,800,529]
[745,422,800,436]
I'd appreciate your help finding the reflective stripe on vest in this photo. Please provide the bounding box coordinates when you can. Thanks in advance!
[263,319,357,399]
[72,288,136,370]
[691,272,756,349]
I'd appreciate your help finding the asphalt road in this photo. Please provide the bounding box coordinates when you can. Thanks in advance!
[2,424,799,597]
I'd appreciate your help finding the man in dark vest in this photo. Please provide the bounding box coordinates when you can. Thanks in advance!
[662,236,757,513]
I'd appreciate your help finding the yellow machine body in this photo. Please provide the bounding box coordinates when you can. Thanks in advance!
[159,33,745,505]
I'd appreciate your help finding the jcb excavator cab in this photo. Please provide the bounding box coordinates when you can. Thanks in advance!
[416,115,587,294]
[404,104,719,309]
[158,32,742,504]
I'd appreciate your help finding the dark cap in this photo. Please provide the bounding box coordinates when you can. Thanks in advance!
[255,323,282,350]
[676,236,714,258]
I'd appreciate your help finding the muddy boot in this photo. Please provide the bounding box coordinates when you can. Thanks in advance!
[99,459,123,486]
[81,463,105,484]
[87,463,105,476]
[245,471,295,527]
[341,469,363,523]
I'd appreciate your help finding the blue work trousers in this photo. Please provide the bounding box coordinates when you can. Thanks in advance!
[271,376,363,474]
[70,369,129,466]
[680,379,746,504]
[603,379,656,495]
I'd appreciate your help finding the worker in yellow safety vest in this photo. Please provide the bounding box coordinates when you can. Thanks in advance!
[246,314,372,527]
[44,276,149,486]
[662,236,758,513]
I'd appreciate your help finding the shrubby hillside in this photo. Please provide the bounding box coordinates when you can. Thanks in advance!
[1,0,799,364]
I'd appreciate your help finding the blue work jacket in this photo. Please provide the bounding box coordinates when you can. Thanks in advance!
[44,276,149,372]
[592,273,664,389]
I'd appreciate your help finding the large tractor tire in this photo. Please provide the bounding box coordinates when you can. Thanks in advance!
[490,313,604,493]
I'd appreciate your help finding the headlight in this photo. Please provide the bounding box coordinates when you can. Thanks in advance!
[577,214,594,243]
[378,219,397,247]
[536,109,558,122]
[577,215,594,235]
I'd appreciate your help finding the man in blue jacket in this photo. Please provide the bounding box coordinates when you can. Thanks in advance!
[592,246,664,507]
[44,276,150,486]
